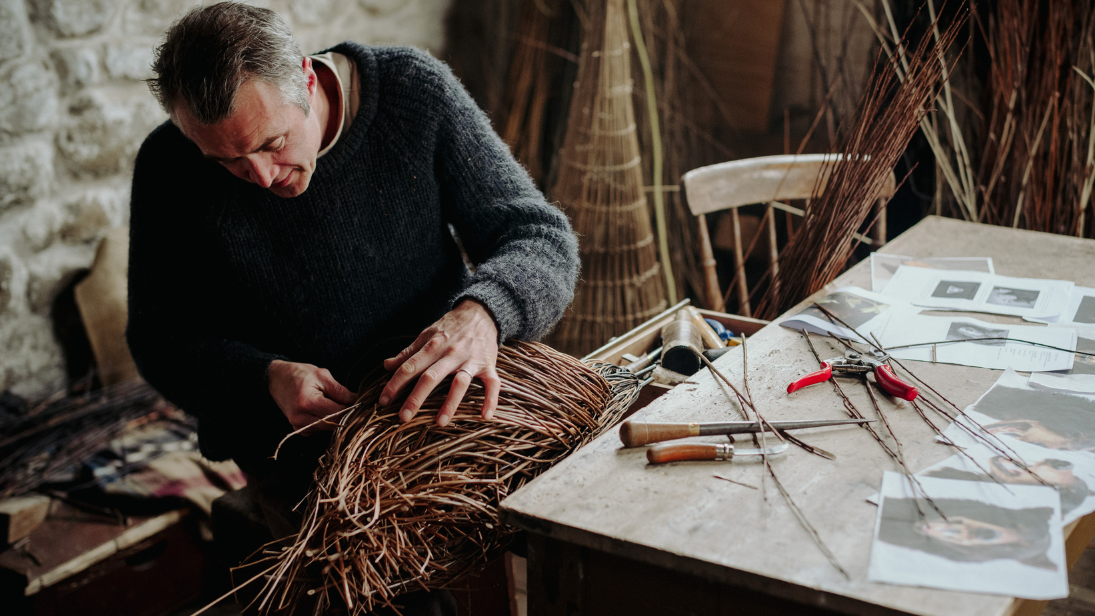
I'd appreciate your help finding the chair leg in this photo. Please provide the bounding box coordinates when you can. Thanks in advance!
[731,208,751,317]
[696,215,725,312]
[766,202,780,304]
[872,197,888,246]
[766,202,780,278]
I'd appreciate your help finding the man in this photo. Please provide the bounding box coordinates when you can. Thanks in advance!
[127,1,577,550]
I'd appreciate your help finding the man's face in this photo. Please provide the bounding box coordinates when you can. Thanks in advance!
[175,59,323,198]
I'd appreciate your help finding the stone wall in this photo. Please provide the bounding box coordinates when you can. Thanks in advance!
[0,0,451,400]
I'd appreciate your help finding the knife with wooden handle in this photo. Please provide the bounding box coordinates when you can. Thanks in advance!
[646,441,790,464]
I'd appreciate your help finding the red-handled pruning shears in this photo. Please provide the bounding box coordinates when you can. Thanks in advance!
[787,349,918,401]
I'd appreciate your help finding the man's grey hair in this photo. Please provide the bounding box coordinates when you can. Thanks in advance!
[148,2,310,125]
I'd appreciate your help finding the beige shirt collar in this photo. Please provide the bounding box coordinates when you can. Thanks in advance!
[312,52,360,158]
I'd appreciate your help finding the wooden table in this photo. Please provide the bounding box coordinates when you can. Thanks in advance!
[501,217,1095,616]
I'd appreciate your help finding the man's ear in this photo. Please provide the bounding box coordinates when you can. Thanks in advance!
[302,56,318,100]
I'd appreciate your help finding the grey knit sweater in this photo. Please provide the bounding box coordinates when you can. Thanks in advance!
[126,43,579,465]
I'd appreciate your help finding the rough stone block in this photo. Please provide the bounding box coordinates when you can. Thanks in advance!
[0,60,59,138]
[0,314,67,400]
[60,188,123,243]
[289,0,339,25]
[0,247,23,312]
[122,0,207,35]
[0,141,54,213]
[21,201,64,251]
[56,93,164,176]
[104,42,154,81]
[359,0,405,16]
[0,0,30,62]
[25,244,93,314]
[52,46,102,91]
[41,0,116,38]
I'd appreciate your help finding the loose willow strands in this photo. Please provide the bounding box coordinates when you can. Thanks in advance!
[738,334,849,579]
[754,11,966,319]
[251,341,639,615]
[801,332,899,459]
[804,330,949,519]
[863,379,946,520]
[807,304,1042,485]
[546,0,668,356]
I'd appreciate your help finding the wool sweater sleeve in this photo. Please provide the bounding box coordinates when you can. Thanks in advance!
[420,52,579,343]
[126,126,289,461]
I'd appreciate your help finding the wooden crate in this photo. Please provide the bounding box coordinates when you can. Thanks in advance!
[583,299,769,414]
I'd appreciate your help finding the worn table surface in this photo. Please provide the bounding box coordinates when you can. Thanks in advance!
[501,217,1095,616]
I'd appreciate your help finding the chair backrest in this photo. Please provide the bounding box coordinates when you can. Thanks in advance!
[681,154,897,316]
[682,153,897,215]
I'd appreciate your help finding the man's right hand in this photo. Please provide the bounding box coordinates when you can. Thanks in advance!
[268,360,358,432]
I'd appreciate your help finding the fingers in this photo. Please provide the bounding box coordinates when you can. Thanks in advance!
[317,369,357,406]
[480,368,501,421]
[437,368,475,427]
[382,328,431,373]
[380,331,441,406]
[399,355,463,423]
[289,395,345,432]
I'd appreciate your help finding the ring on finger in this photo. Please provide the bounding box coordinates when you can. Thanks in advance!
[457,368,475,378]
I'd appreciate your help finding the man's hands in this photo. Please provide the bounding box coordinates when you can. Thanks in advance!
[379,299,500,427]
[268,360,358,432]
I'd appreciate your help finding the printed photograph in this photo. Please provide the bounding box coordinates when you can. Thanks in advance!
[946,321,1009,346]
[1074,296,1095,324]
[986,286,1040,309]
[924,456,1094,520]
[878,496,1058,571]
[972,386,1095,453]
[795,291,889,329]
[932,280,980,300]
[1069,337,1095,375]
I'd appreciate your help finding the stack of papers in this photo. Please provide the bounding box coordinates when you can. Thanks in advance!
[781,255,1088,374]
[777,255,1095,598]
[869,472,1067,599]
[866,369,1095,599]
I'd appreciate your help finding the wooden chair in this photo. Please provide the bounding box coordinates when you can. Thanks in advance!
[681,154,896,316]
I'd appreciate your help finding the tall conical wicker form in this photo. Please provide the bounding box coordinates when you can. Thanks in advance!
[547,0,667,357]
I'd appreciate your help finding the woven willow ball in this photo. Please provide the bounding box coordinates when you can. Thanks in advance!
[255,340,639,614]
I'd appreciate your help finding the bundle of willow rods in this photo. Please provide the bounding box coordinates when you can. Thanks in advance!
[253,341,639,614]
[753,7,966,320]
[872,1,1095,236]
[0,379,169,500]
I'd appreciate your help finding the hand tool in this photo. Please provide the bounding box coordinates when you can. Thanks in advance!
[646,441,790,464]
[622,346,662,373]
[684,306,725,349]
[787,349,918,401]
[619,417,875,447]
[661,309,705,375]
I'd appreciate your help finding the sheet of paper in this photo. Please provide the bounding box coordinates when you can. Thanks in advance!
[868,472,1067,599]
[868,313,1076,372]
[918,440,1095,526]
[870,254,994,293]
[1027,286,1095,324]
[1023,325,1095,392]
[778,287,905,342]
[880,267,1074,318]
[945,368,1095,457]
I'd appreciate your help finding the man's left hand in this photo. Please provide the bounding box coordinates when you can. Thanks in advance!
[379,299,500,427]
